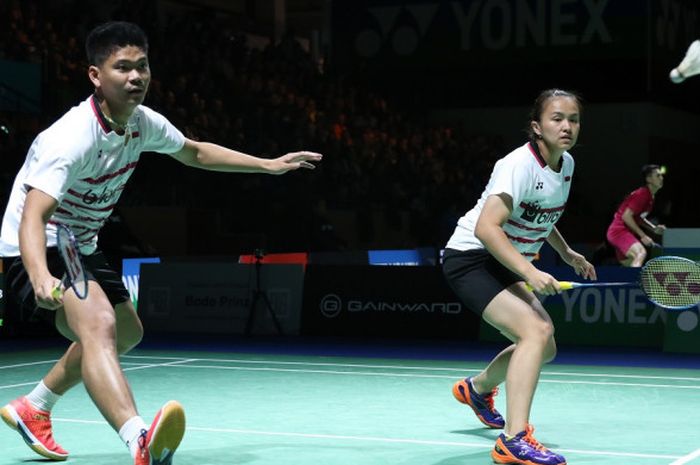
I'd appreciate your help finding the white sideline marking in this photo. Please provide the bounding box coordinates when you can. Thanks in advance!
[669,448,700,465]
[122,356,700,382]
[0,359,60,370]
[139,363,700,389]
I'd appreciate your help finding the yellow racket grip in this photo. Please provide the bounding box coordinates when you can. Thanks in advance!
[51,286,63,299]
[525,281,575,292]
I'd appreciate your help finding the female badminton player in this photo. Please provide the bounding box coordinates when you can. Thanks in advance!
[442,89,596,465]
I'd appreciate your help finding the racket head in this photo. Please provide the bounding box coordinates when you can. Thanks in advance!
[639,256,700,310]
[55,224,89,299]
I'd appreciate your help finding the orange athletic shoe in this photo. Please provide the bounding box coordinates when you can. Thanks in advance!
[134,400,186,465]
[0,396,69,461]
[492,424,566,465]
[452,377,505,428]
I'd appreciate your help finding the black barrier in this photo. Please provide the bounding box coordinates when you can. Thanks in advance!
[138,262,305,335]
[301,265,480,339]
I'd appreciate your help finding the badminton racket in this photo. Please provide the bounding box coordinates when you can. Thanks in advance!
[51,224,89,300]
[527,256,700,310]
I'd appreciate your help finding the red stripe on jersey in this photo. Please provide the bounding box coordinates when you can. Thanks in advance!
[80,162,138,185]
[63,199,119,212]
[55,207,105,223]
[66,187,125,199]
[73,227,101,237]
[505,232,546,244]
[519,202,566,213]
[507,219,547,232]
[522,252,537,257]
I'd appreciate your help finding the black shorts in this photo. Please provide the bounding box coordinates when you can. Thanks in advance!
[4,248,130,315]
[442,248,522,315]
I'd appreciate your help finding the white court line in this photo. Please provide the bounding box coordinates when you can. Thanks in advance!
[0,358,196,391]
[122,356,700,382]
[144,363,700,389]
[0,359,60,370]
[51,417,680,461]
[669,448,700,465]
[121,358,197,372]
[0,381,43,390]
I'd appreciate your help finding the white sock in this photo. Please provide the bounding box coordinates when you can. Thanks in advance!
[26,380,61,412]
[119,416,149,459]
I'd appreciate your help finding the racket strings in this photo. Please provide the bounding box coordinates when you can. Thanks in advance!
[57,225,88,298]
[640,259,700,308]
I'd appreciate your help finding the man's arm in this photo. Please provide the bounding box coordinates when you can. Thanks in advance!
[640,215,666,236]
[621,208,653,245]
[170,139,322,174]
[19,188,63,309]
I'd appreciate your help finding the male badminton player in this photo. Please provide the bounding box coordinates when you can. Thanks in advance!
[442,89,595,465]
[605,165,666,267]
[0,21,321,465]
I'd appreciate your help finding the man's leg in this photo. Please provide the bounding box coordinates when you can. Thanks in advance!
[59,283,184,463]
[45,300,144,395]
[58,282,137,430]
[625,242,647,267]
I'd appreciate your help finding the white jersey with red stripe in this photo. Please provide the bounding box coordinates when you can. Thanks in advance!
[446,142,574,260]
[0,95,185,256]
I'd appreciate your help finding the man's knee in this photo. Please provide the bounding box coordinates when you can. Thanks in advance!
[627,243,647,266]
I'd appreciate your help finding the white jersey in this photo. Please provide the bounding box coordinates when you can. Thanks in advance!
[0,95,185,256]
[446,142,574,260]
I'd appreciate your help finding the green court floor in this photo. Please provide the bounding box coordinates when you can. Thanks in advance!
[1,345,699,464]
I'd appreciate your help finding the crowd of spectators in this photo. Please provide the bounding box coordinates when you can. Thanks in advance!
[0,0,506,256]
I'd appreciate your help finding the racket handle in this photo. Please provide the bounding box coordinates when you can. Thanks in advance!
[525,281,576,292]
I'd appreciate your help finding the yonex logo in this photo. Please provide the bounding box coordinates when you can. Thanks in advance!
[353,0,612,58]
[651,272,700,296]
[535,181,544,190]
[676,310,699,332]
[556,288,700,332]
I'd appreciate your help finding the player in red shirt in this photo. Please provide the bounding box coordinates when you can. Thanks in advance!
[606,165,666,266]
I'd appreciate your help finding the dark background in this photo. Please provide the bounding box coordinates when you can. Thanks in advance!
[1,0,699,262]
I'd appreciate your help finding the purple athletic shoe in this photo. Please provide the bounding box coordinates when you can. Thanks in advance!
[452,377,505,428]
[492,425,566,465]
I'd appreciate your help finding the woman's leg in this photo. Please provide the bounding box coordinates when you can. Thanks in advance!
[481,283,557,436]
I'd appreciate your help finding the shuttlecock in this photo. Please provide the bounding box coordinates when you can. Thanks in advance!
[670,40,700,84]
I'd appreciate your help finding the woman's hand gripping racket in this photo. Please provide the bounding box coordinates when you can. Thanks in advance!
[527,256,700,310]
[51,224,89,300]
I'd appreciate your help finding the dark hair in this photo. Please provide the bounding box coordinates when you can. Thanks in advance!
[85,21,148,66]
[527,89,583,142]
[642,164,660,183]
